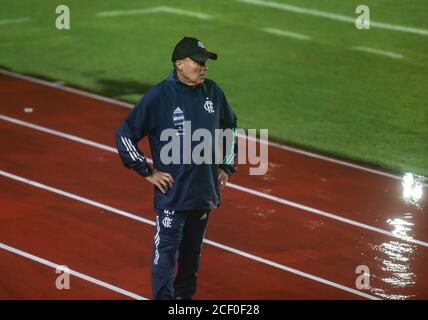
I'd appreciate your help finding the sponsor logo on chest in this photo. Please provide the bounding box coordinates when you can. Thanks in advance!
[172,107,185,135]
[171,98,215,131]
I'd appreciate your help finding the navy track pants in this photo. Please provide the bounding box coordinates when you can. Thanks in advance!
[151,209,210,300]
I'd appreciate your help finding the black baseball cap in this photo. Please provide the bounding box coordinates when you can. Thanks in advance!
[172,37,218,62]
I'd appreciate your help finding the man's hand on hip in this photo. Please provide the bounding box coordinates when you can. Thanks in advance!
[145,170,174,193]
[218,168,229,192]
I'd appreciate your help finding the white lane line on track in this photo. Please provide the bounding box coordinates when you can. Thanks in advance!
[262,27,311,40]
[227,182,428,248]
[0,242,148,300]
[0,17,30,26]
[232,0,428,37]
[96,6,212,20]
[0,68,418,182]
[0,114,119,154]
[0,168,155,226]
[0,170,380,300]
[352,46,404,59]
[256,138,408,182]
[2,113,427,247]
[0,69,131,108]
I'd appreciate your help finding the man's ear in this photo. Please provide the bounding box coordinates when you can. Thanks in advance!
[175,60,184,71]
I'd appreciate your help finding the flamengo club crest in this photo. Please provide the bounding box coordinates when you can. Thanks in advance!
[204,98,214,113]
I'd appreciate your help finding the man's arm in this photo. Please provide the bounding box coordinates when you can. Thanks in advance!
[219,89,238,176]
[115,94,155,177]
[115,91,174,193]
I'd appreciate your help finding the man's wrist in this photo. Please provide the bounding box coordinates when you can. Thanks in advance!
[219,164,235,176]
[134,164,153,177]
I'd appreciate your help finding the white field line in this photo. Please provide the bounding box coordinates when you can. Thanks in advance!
[232,0,428,37]
[352,46,404,59]
[2,113,427,247]
[227,181,428,248]
[0,242,148,300]
[249,135,408,182]
[0,168,155,226]
[0,68,417,182]
[96,6,212,20]
[0,170,380,300]
[262,27,311,40]
[0,114,119,155]
[0,69,131,108]
[0,17,30,26]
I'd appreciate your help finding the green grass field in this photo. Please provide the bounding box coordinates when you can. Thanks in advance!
[1,0,427,176]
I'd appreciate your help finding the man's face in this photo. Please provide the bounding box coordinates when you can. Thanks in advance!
[177,58,208,86]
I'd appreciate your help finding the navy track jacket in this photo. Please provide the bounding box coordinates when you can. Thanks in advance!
[115,70,238,211]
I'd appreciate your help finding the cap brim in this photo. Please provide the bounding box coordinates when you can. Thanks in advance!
[190,50,218,62]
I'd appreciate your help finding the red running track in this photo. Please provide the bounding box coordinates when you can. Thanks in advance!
[0,70,427,299]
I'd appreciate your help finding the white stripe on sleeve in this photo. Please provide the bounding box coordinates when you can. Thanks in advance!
[121,137,136,161]
[125,137,146,162]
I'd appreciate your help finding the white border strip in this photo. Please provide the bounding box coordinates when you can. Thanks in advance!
[96,6,212,20]
[226,182,428,248]
[0,68,416,181]
[204,239,380,300]
[97,7,165,17]
[0,242,148,300]
[0,69,131,108]
[0,114,118,154]
[262,27,311,40]
[0,170,380,300]
[0,169,155,226]
[0,114,153,163]
[2,113,427,246]
[0,17,30,26]
[352,46,403,59]
[248,134,407,182]
[233,0,428,37]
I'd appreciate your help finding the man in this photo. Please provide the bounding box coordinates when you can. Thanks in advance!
[115,36,238,300]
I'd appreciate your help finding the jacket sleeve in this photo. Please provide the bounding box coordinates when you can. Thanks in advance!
[115,92,157,177]
[219,88,238,176]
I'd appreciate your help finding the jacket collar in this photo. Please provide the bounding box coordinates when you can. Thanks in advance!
[167,70,202,92]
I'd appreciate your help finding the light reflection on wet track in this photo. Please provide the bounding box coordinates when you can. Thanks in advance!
[369,173,425,299]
